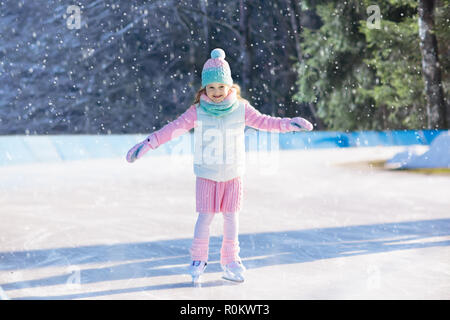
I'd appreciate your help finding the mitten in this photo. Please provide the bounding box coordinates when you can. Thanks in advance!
[126,135,156,163]
[290,117,314,131]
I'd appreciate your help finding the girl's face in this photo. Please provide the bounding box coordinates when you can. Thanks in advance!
[205,83,230,103]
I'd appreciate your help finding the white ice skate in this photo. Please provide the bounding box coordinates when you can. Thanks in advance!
[188,260,207,284]
[222,261,246,282]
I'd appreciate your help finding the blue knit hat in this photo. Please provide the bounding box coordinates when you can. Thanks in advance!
[201,48,233,88]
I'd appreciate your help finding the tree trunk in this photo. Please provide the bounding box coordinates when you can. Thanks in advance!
[239,0,252,93]
[290,0,325,129]
[288,0,302,62]
[418,0,447,129]
[200,0,210,53]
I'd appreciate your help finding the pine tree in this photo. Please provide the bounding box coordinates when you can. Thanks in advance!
[294,0,449,130]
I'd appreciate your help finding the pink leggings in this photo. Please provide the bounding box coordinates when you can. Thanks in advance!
[190,212,240,265]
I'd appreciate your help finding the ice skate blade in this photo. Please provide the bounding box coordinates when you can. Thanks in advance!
[222,275,244,283]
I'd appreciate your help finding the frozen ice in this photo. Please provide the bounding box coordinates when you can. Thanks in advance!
[0,146,449,299]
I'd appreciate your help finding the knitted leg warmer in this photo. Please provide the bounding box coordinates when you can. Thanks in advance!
[220,211,241,265]
[190,212,215,262]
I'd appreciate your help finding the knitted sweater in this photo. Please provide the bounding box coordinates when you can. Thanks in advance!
[145,101,296,180]
[147,102,294,147]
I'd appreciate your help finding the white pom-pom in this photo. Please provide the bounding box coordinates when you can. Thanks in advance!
[211,48,226,59]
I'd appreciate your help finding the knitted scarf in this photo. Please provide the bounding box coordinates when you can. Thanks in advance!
[199,87,239,117]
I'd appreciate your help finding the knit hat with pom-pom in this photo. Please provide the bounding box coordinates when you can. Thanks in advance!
[201,48,233,88]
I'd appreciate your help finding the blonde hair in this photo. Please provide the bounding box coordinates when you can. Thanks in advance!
[193,83,248,105]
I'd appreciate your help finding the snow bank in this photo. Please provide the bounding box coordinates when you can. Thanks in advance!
[385,130,450,169]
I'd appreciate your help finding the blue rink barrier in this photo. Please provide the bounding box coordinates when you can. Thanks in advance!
[0,129,444,166]
[277,129,442,149]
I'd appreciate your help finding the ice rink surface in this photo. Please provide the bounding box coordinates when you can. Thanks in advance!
[0,146,449,300]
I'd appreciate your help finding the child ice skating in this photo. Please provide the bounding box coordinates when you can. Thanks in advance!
[126,48,313,283]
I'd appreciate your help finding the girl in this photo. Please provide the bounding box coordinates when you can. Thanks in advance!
[126,48,313,283]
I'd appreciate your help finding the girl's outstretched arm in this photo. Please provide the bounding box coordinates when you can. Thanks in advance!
[126,105,197,162]
[245,103,313,133]
[150,104,197,148]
